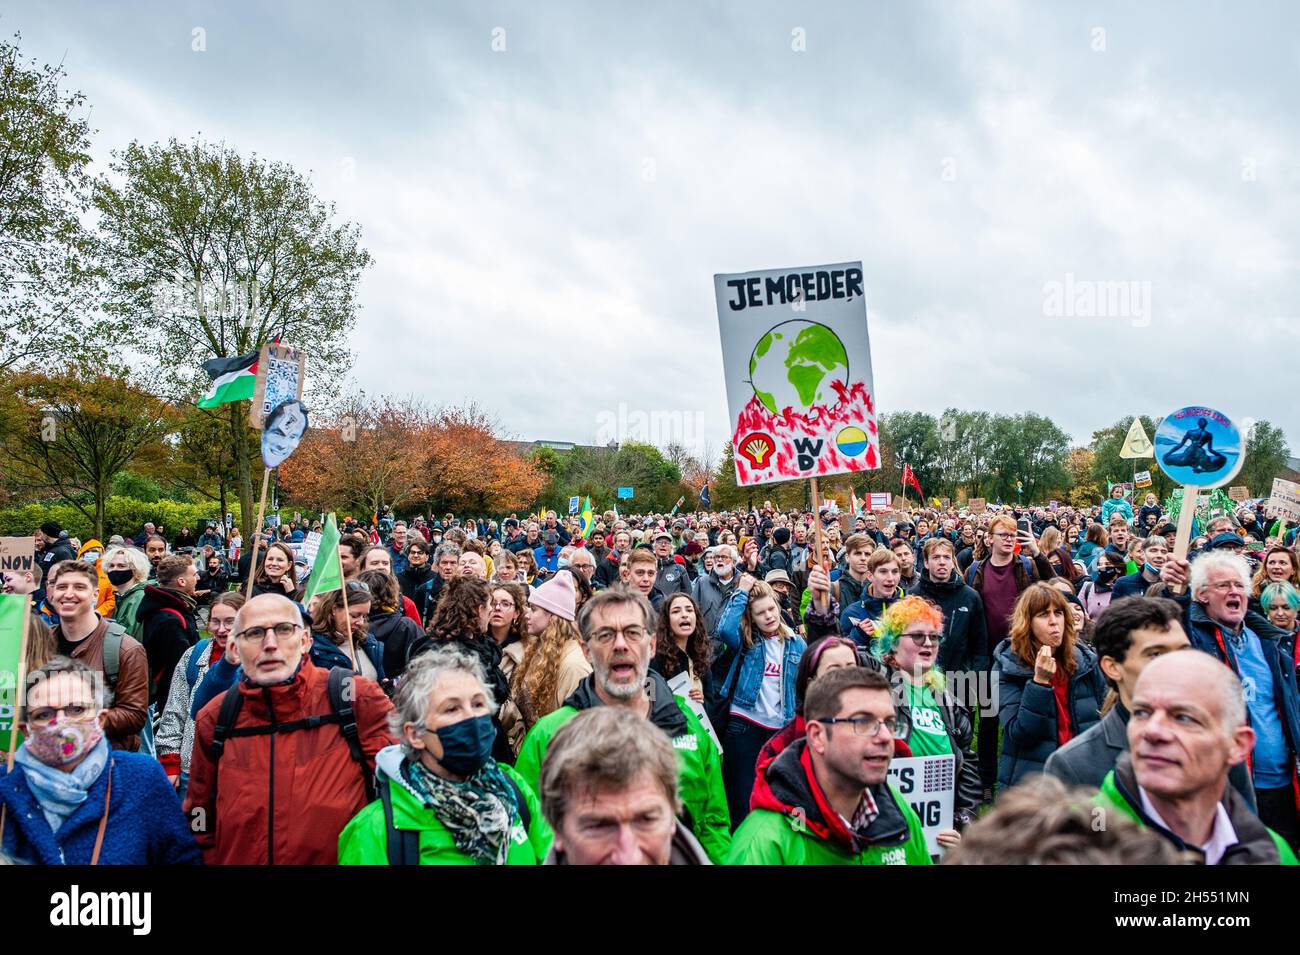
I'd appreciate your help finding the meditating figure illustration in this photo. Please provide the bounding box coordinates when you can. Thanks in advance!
[1162,417,1227,474]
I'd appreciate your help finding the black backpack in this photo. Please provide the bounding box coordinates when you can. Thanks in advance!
[379,771,532,865]
[209,666,375,802]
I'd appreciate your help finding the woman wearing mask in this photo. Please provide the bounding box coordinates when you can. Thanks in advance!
[1078,551,1127,619]
[0,656,201,864]
[75,540,115,617]
[993,583,1106,791]
[309,581,385,685]
[105,546,151,640]
[252,542,298,598]
[338,647,551,865]
[873,595,982,841]
[156,592,245,800]
[1038,526,1078,585]
[359,570,423,684]
[716,576,807,826]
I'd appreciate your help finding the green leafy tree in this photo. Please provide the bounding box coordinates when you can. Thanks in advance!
[1089,415,1172,502]
[1240,420,1289,498]
[93,137,372,538]
[0,34,111,371]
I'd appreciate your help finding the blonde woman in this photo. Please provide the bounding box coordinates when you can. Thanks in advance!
[509,572,590,751]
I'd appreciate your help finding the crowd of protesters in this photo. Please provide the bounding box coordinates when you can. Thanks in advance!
[0,487,1296,866]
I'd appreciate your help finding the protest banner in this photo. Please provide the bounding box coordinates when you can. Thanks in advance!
[568,496,580,515]
[666,670,722,755]
[1227,485,1249,502]
[299,531,322,569]
[1134,470,1153,488]
[714,261,879,487]
[617,486,634,499]
[968,497,987,514]
[887,754,955,857]
[1155,406,1244,589]
[0,537,36,576]
[868,492,891,511]
[249,341,306,430]
[1267,478,1300,523]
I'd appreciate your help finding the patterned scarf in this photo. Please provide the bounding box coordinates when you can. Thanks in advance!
[402,756,520,865]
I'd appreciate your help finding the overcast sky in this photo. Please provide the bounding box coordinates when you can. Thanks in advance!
[8,1,1300,463]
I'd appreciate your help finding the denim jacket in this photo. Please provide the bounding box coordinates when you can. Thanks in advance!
[717,589,805,724]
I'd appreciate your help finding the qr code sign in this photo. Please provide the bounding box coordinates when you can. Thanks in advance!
[922,756,955,794]
[262,355,301,417]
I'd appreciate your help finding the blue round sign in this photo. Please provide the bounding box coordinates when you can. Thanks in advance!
[1154,406,1243,488]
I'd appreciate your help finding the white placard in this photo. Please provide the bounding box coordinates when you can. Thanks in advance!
[666,669,722,755]
[886,754,955,857]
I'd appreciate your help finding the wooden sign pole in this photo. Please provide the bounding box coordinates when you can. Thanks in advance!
[810,477,826,571]
[244,467,272,599]
[1169,484,1200,595]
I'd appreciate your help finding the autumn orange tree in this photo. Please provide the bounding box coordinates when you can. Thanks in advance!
[0,367,177,539]
[423,404,544,513]
[278,395,433,518]
[278,397,544,517]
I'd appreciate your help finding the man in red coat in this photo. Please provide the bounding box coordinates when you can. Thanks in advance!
[185,593,394,865]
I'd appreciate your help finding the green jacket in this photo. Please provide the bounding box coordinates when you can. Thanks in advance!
[726,802,931,865]
[339,746,552,865]
[111,583,147,641]
[513,672,732,863]
[1097,754,1298,865]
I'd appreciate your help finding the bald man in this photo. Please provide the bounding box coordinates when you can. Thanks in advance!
[1097,651,1297,864]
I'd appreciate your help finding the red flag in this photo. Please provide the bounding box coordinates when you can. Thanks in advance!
[901,464,922,496]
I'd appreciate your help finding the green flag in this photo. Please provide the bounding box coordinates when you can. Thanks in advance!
[0,594,27,752]
[303,513,342,604]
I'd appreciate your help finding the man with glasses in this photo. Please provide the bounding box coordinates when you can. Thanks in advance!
[693,544,740,636]
[185,592,395,864]
[568,548,597,587]
[726,666,930,864]
[1159,550,1300,848]
[513,587,732,863]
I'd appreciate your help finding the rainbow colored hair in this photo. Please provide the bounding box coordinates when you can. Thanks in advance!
[871,595,947,691]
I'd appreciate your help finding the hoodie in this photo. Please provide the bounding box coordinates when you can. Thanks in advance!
[513,670,732,863]
[137,585,201,706]
[728,739,931,865]
[838,589,907,646]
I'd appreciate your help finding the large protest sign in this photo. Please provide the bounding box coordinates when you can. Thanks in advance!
[968,497,987,514]
[867,492,891,510]
[714,262,879,486]
[887,754,955,857]
[1227,485,1249,502]
[1119,417,1153,459]
[1268,478,1300,523]
[1134,469,1153,488]
[0,538,36,576]
[249,342,306,429]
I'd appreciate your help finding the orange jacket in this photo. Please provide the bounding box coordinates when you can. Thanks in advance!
[185,658,394,865]
[77,539,116,617]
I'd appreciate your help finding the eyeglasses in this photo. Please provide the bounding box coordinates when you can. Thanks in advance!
[903,631,942,646]
[590,626,650,647]
[817,715,898,738]
[991,532,1016,541]
[491,600,516,610]
[27,704,92,726]
[1207,581,1247,593]
[237,621,301,642]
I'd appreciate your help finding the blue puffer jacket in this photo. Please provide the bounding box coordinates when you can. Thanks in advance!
[994,639,1107,791]
[0,750,202,864]
[838,589,907,646]
[716,589,805,725]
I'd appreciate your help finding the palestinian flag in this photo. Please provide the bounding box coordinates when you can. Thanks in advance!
[198,351,258,408]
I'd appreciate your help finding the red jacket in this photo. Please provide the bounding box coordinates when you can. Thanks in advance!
[184,658,394,865]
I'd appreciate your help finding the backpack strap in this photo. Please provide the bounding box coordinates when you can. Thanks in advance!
[502,771,531,833]
[328,666,376,803]
[186,639,212,690]
[102,623,125,702]
[381,776,420,866]
[209,684,246,759]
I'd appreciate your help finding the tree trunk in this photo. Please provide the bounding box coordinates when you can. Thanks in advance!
[232,402,254,540]
[95,479,107,542]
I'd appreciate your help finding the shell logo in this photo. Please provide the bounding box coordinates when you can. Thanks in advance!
[738,432,775,469]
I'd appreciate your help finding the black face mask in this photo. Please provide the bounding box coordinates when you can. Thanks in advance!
[1097,567,1119,582]
[106,568,134,587]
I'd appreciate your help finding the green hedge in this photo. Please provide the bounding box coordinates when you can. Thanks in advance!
[0,497,241,540]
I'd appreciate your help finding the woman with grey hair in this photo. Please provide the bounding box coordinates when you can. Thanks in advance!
[338,646,551,865]
[105,545,151,639]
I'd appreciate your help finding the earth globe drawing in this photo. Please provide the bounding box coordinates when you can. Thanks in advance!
[747,320,850,416]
